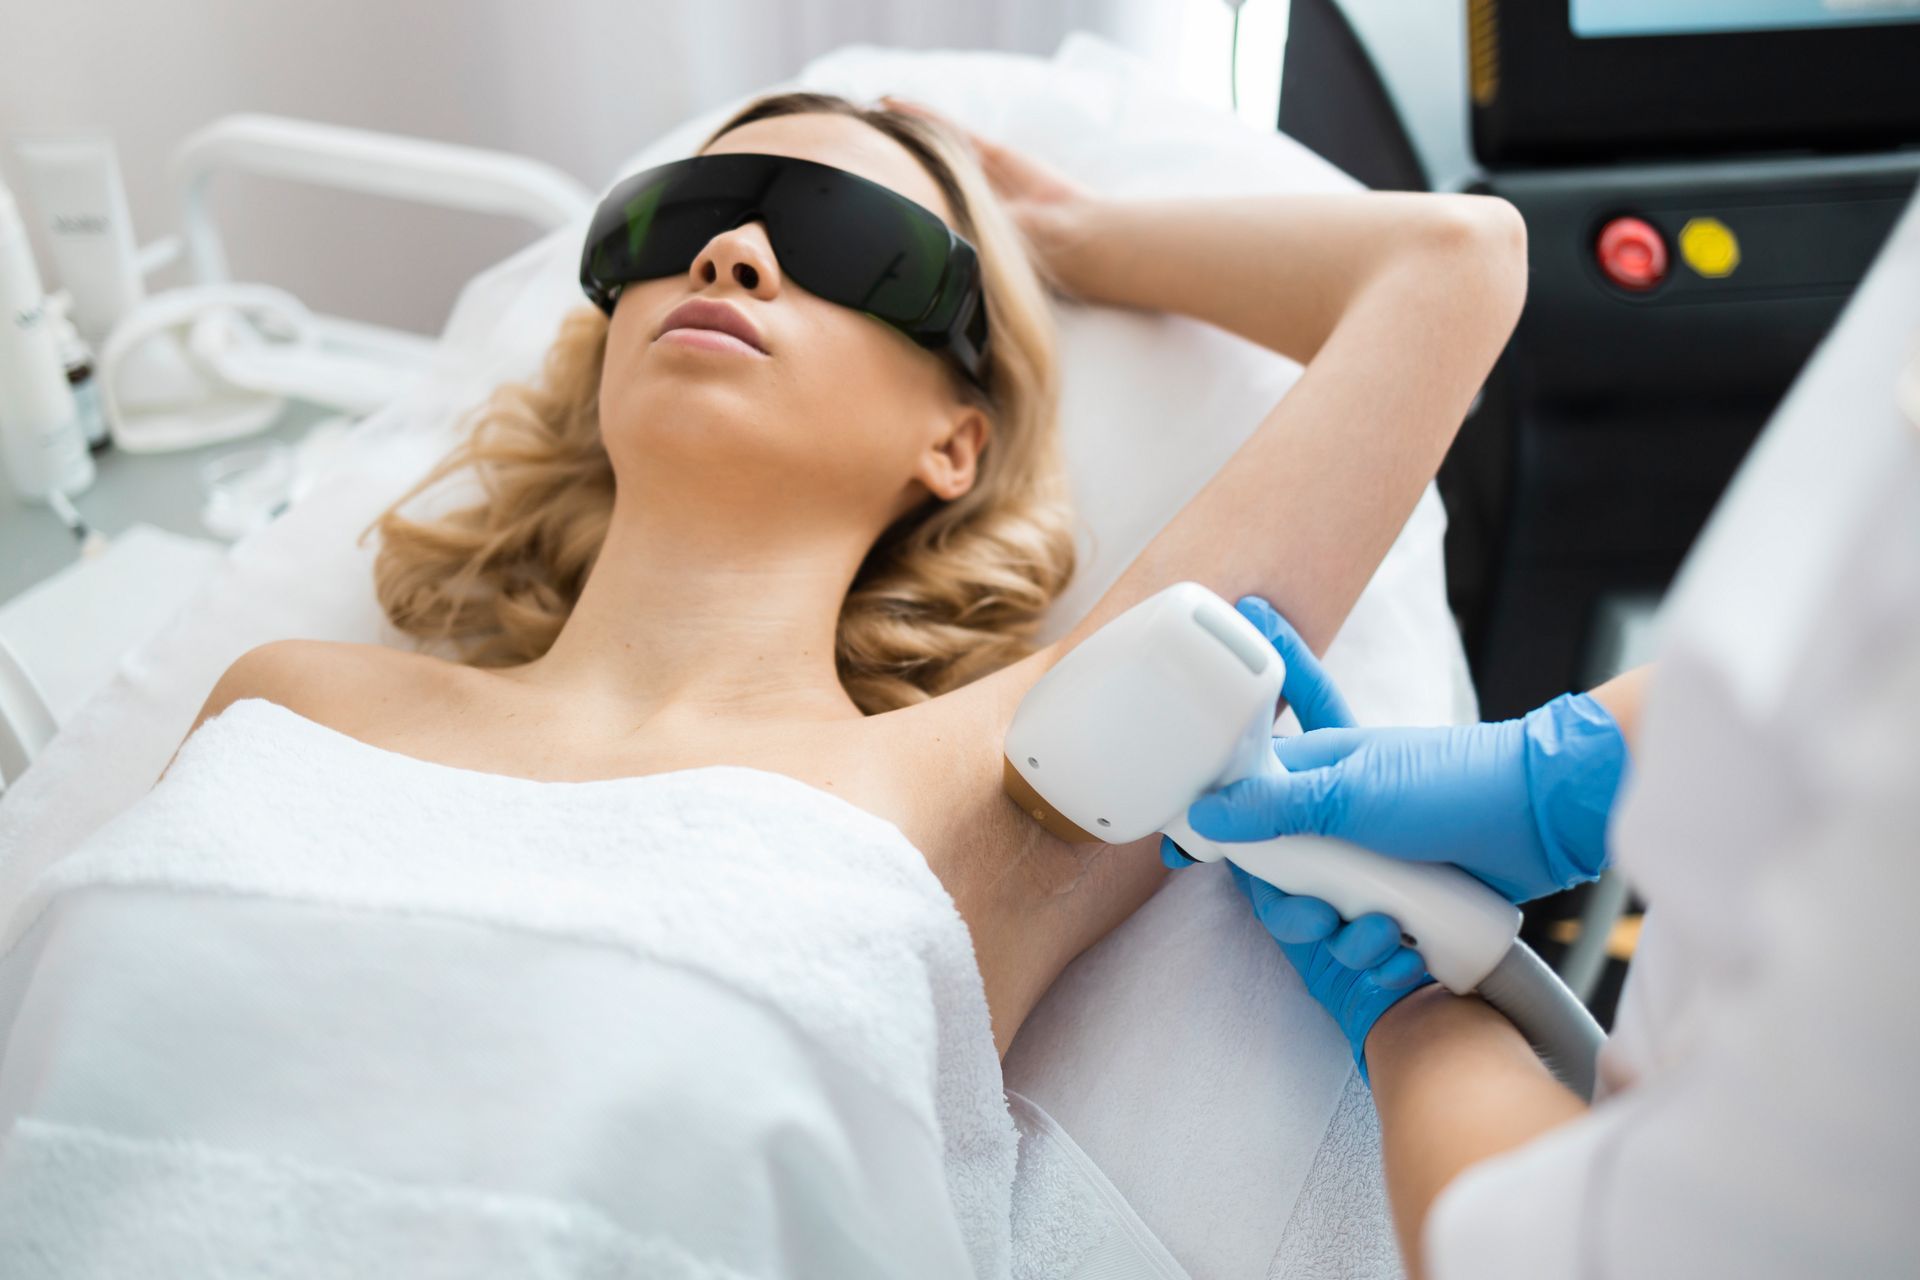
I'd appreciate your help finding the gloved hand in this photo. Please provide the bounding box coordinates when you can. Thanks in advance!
[1163,596,1627,905]
[1159,595,1426,991]
[1228,861,1434,1082]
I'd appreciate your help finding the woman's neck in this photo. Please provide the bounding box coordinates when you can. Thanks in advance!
[506,500,876,731]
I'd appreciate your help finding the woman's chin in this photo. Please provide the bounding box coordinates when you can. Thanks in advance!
[611,421,803,477]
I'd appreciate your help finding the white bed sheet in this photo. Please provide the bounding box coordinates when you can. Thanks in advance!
[0,32,1475,1279]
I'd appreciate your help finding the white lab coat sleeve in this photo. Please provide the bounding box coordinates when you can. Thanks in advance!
[1422,634,1920,1280]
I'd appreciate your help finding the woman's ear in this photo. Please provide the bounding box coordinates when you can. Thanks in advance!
[918,407,991,501]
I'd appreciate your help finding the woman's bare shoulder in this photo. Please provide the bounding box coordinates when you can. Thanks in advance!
[184,640,456,745]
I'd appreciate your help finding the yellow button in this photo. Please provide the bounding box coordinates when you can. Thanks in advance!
[1679,217,1740,278]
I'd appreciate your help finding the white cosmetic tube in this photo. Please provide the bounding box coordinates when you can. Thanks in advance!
[13,135,145,348]
[0,182,93,500]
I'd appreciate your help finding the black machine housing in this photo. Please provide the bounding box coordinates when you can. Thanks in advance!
[1280,0,1920,719]
[1278,0,1919,1019]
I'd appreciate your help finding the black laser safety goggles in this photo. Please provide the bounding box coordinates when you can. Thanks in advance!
[580,151,992,392]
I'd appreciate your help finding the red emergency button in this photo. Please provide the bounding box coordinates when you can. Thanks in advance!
[1596,216,1668,291]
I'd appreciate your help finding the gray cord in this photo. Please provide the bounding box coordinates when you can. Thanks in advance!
[1475,941,1607,1101]
[1560,868,1631,1004]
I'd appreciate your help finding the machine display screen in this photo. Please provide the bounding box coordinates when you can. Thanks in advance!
[1572,0,1920,38]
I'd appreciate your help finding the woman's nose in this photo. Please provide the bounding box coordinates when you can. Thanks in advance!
[691,221,780,295]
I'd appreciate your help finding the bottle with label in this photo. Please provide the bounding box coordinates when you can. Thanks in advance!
[0,181,94,500]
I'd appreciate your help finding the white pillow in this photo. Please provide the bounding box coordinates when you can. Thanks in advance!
[0,32,1471,1278]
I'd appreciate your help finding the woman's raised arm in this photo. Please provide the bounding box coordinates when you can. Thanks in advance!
[1040,188,1528,656]
[914,187,1528,1036]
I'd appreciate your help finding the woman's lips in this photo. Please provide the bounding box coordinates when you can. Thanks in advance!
[655,327,768,357]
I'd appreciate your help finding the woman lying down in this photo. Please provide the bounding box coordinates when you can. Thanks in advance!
[0,93,1525,1276]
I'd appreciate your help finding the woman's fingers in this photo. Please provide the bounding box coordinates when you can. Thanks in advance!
[882,95,991,159]
[880,94,1089,212]
[879,94,945,124]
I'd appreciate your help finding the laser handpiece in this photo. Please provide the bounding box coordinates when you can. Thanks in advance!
[1003,581,1604,1097]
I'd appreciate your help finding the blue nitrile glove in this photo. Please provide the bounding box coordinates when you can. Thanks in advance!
[1160,595,1426,990]
[1229,862,1434,1083]
[1168,595,1628,905]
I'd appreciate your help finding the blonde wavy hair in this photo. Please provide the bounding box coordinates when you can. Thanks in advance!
[364,91,1076,714]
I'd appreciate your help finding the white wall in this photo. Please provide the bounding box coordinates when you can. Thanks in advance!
[0,0,1210,339]
[0,0,1479,346]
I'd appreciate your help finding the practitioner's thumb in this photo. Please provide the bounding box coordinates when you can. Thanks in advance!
[1188,768,1340,843]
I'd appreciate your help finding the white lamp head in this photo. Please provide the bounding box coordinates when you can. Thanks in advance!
[1003,582,1285,844]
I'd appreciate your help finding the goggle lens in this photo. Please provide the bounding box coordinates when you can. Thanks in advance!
[582,152,988,388]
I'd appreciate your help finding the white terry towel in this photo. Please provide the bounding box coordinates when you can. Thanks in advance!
[0,696,1019,1278]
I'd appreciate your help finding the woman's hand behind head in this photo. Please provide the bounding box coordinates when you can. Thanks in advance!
[878,95,1098,300]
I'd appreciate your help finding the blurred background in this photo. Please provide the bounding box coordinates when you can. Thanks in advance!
[0,0,1312,337]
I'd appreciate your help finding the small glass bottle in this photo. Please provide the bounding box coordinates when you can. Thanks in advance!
[49,297,109,451]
